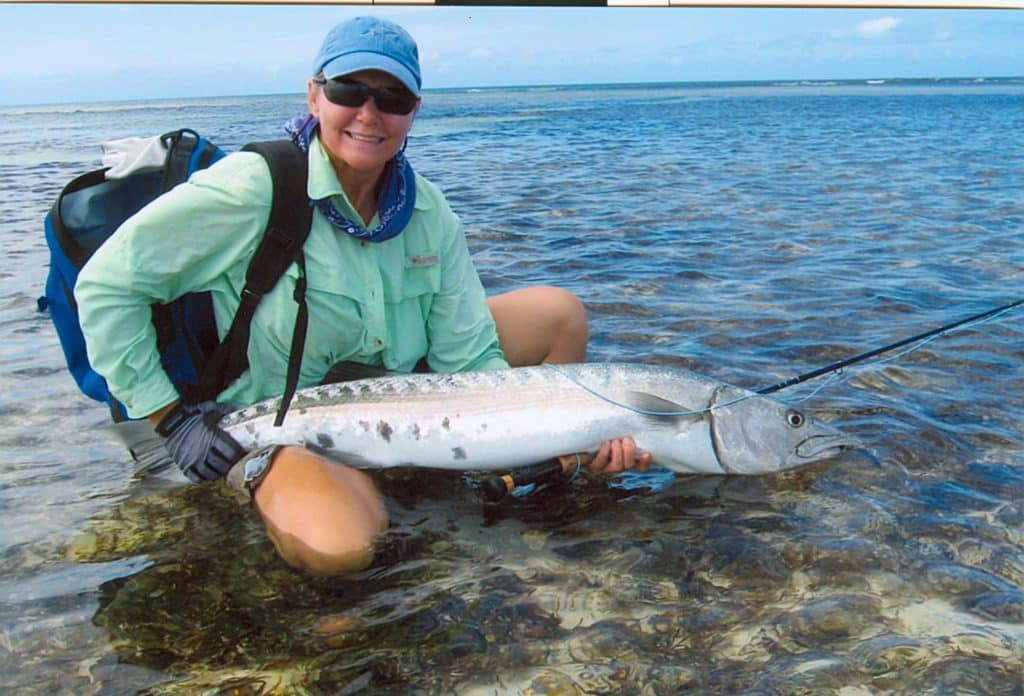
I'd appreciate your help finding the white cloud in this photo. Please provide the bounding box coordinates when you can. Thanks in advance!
[857,17,902,39]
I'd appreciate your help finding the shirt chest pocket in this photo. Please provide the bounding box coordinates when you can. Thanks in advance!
[290,261,366,341]
[282,260,368,367]
[302,259,365,304]
[382,253,441,303]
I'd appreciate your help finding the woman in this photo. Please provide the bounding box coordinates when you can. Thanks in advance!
[77,16,650,575]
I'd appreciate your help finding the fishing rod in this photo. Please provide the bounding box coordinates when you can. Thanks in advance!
[481,297,1024,501]
[479,456,579,502]
[755,297,1024,395]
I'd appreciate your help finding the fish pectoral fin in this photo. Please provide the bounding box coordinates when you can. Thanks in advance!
[620,391,701,428]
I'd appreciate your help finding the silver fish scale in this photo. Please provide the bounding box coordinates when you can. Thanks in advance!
[221,363,851,474]
[222,363,708,429]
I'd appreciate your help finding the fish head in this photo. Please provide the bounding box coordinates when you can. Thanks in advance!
[710,387,856,474]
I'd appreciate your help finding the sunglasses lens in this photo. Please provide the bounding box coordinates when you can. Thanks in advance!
[323,81,369,108]
[322,80,417,115]
[375,91,418,115]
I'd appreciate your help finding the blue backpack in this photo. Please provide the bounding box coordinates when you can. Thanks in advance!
[40,128,313,423]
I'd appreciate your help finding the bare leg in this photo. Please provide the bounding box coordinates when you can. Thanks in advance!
[487,286,588,366]
[252,446,387,576]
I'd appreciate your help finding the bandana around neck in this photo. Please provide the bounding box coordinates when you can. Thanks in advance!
[285,113,415,244]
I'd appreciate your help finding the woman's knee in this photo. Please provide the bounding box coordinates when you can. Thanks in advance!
[250,446,388,575]
[489,285,589,365]
[546,286,588,354]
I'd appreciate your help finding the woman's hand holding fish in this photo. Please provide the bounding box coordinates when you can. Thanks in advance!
[583,437,653,475]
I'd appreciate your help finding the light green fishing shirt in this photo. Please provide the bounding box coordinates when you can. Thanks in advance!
[76,136,507,419]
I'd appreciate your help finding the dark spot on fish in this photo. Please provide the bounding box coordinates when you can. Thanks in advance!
[452,447,467,460]
[442,417,451,431]
[317,432,335,449]
[377,421,393,442]
[411,423,421,440]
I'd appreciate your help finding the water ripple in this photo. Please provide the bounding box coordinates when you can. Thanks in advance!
[2,81,1023,694]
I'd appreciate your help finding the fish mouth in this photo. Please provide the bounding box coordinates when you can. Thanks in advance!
[791,434,859,464]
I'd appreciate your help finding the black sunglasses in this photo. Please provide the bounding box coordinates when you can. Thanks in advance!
[313,77,419,116]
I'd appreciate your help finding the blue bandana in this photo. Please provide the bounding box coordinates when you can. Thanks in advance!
[285,113,415,244]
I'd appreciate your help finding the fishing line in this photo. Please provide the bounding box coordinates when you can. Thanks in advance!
[545,298,1024,417]
[773,369,847,405]
[543,362,750,417]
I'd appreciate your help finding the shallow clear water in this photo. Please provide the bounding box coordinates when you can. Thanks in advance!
[1,79,1022,694]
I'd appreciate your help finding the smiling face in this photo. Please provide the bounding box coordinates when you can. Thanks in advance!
[308,69,418,186]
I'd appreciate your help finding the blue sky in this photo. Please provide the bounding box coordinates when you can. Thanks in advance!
[1,4,1021,106]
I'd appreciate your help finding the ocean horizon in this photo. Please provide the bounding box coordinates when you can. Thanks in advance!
[2,74,1022,110]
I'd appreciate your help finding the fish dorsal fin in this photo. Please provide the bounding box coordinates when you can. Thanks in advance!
[620,391,702,428]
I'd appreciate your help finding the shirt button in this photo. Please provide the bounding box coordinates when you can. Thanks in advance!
[373,338,383,347]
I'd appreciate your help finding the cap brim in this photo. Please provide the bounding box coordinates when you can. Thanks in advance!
[321,54,420,96]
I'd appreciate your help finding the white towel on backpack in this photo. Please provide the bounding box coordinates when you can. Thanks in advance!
[101,136,168,179]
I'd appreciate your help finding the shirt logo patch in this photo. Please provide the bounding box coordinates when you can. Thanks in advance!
[410,253,439,267]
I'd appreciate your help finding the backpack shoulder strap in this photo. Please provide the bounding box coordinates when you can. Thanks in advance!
[237,140,313,296]
[198,140,313,411]
[160,128,221,193]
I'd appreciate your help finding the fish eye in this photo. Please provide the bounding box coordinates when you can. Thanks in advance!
[786,410,806,428]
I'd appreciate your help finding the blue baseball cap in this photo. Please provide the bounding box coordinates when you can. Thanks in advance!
[313,16,422,96]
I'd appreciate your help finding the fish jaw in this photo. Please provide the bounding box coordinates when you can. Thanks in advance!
[787,433,859,468]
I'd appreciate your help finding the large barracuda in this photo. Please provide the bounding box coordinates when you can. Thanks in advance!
[221,363,854,475]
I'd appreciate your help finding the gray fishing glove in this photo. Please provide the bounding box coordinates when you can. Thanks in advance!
[156,401,247,482]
